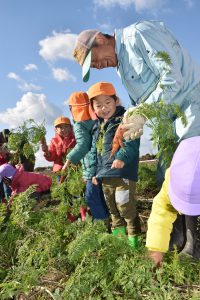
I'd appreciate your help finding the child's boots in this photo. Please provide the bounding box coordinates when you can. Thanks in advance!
[128,236,139,249]
[112,226,126,236]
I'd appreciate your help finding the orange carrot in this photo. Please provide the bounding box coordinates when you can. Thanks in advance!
[110,124,126,157]
[59,175,66,183]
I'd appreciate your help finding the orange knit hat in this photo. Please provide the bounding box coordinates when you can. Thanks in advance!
[54,116,71,127]
[87,82,116,100]
[69,92,91,122]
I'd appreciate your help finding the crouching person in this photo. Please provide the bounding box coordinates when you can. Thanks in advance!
[0,163,52,201]
[146,137,200,266]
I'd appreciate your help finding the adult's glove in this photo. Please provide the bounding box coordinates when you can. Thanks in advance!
[121,107,146,141]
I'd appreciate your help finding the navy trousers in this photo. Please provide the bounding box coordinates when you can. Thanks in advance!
[86,180,109,220]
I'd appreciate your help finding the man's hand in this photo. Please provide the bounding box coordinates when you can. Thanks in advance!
[111,159,125,169]
[148,251,164,267]
[121,107,146,141]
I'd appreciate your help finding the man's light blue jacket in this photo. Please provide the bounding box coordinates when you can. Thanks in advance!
[115,20,200,140]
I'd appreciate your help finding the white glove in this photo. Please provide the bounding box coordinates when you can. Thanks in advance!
[121,107,146,141]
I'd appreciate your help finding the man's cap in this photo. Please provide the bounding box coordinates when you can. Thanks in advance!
[87,82,116,100]
[73,30,100,82]
[54,116,71,127]
[168,136,200,216]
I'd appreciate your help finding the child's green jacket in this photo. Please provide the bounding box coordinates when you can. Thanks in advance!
[66,119,95,180]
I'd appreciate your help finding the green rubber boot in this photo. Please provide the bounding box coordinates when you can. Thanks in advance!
[112,226,126,236]
[128,236,139,249]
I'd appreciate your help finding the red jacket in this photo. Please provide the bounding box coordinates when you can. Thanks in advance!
[11,169,52,195]
[44,132,76,172]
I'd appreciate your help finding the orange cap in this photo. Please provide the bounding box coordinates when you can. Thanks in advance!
[68,92,91,122]
[54,116,71,127]
[69,91,90,106]
[87,82,116,100]
[70,106,91,122]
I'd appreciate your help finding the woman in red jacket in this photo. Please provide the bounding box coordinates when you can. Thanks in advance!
[41,117,76,175]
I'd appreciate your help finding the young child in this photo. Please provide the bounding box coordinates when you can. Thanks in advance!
[0,163,52,198]
[146,136,200,265]
[87,82,141,248]
[41,116,76,175]
[62,91,109,221]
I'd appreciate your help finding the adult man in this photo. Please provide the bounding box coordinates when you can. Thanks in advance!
[73,20,200,264]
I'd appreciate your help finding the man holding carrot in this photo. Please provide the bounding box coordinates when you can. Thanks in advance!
[73,20,200,264]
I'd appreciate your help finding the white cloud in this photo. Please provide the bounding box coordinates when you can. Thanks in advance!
[97,23,113,33]
[52,67,76,82]
[140,125,157,155]
[94,0,133,8]
[184,0,194,8]
[7,71,42,92]
[35,148,53,168]
[7,72,21,81]
[0,92,62,128]
[39,30,77,61]
[18,82,42,92]
[94,0,164,12]
[24,64,38,71]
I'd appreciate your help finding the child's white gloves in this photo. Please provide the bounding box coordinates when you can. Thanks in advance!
[121,107,146,141]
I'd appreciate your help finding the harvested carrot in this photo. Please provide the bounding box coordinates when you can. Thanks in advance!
[59,175,66,183]
[110,124,126,157]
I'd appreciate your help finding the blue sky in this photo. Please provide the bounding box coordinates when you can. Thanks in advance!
[0,0,200,166]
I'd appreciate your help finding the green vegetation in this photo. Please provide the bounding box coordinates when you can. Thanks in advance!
[136,161,159,198]
[7,119,46,162]
[127,100,187,168]
[0,164,199,299]
[96,123,106,155]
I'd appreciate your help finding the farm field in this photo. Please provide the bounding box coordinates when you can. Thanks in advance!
[0,162,200,300]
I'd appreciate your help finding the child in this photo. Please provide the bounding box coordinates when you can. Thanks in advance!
[88,82,141,248]
[62,91,109,221]
[0,163,52,198]
[146,136,200,266]
[41,116,76,174]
